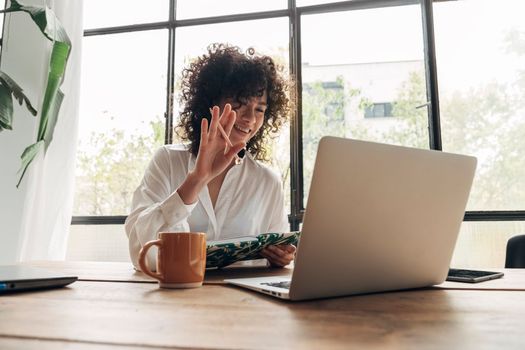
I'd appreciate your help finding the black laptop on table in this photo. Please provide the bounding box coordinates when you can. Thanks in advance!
[0,265,77,294]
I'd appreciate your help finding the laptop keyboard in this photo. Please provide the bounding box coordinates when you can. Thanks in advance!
[261,281,291,290]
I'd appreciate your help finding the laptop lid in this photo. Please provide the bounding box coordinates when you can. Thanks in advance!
[289,136,477,300]
[0,265,78,294]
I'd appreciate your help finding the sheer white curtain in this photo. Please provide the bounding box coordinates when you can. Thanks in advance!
[0,0,83,263]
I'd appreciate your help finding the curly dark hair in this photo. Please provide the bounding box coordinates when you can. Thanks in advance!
[175,43,290,161]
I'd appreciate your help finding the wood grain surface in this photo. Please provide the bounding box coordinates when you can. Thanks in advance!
[2,264,525,349]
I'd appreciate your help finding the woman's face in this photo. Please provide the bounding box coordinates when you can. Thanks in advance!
[221,91,267,145]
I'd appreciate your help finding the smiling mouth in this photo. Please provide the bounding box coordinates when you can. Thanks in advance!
[234,124,251,134]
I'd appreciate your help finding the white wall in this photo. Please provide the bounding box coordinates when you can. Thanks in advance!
[0,0,52,264]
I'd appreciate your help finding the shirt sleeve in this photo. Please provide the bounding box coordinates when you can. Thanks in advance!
[266,174,290,233]
[124,147,197,270]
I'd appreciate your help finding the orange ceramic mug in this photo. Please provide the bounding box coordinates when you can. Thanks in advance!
[138,232,206,288]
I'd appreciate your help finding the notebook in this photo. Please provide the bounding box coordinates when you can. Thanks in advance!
[0,265,77,294]
[225,136,477,301]
[206,231,300,268]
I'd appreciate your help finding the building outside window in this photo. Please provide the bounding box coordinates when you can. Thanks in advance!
[364,102,393,118]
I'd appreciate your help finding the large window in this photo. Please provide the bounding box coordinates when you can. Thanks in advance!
[301,4,428,203]
[434,0,525,268]
[75,30,167,216]
[434,0,525,211]
[71,0,525,267]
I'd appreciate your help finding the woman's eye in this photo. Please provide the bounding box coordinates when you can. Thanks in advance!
[256,108,266,114]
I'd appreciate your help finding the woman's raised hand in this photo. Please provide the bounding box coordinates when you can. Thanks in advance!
[177,104,245,205]
[193,103,245,182]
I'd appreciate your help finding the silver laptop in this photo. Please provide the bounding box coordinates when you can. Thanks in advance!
[226,136,477,301]
[0,265,77,293]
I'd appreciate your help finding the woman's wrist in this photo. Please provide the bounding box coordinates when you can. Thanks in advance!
[176,171,209,205]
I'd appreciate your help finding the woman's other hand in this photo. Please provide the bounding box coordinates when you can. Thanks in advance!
[261,244,296,268]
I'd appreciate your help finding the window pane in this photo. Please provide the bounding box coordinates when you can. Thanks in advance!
[435,0,525,211]
[451,221,525,268]
[301,5,427,203]
[174,18,291,212]
[83,0,169,29]
[176,0,286,20]
[74,30,167,216]
[67,225,130,262]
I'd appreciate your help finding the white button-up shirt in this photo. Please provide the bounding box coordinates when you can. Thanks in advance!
[125,144,289,269]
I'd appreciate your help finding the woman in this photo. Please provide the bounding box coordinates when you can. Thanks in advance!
[125,43,296,270]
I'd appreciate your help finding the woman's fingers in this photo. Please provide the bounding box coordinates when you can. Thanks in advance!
[262,245,294,267]
[284,244,297,254]
[225,141,245,159]
[209,105,219,137]
[209,105,236,148]
[217,104,235,143]
[220,103,232,121]
[273,245,295,262]
[224,109,236,135]
[200,118,208,147]
[260,249,285,267]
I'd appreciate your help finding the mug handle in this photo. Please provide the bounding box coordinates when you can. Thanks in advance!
[138,239,163,281]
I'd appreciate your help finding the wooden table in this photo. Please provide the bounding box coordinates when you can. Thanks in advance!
[1,262,525,349]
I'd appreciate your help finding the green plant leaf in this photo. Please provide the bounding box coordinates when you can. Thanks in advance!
[0,71,38,115]
[38,41,69,149]
[0,84,14,131]
[43,89,64,150]
[0,71,38,132]
[16,140,44,188]
[0,0,71,187]
[0,0,70,45]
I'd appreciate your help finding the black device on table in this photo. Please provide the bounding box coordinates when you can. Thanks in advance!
[0,265,77,293]
[447,268,504,283]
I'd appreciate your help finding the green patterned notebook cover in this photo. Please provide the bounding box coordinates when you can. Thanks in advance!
[206,231,301,268]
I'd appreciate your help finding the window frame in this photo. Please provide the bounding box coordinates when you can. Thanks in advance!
[72,0,525,227]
